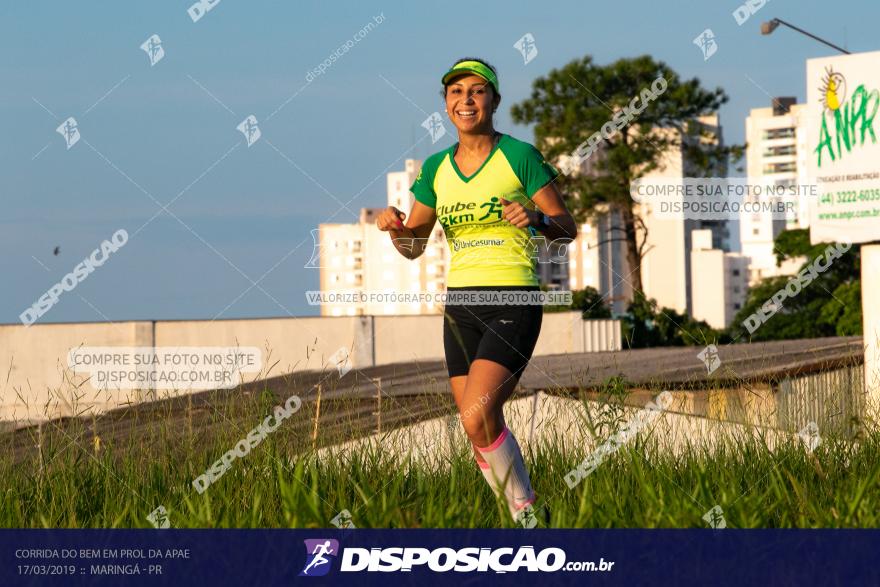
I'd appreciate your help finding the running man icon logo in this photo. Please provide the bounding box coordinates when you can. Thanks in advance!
[693,29,718,61]
[299,539,339,577]
[237,115,261,147]
[330,509,356,529]
[477,196,504,222]
[798,421,822,453]
[146,505,170,529]
[697,344,721,375]
[140,34,164,66]
[56,117,80,149]
[422,112,446,144]
[328,347,352,377]
[702,505,726,529]
[514,33,538,65]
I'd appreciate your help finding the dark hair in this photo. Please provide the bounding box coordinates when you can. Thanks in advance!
[441,56,501,105]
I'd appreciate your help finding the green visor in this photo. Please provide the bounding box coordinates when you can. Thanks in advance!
[441,60,499,94]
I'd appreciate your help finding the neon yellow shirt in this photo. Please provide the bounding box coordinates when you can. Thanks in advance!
[410,134,559,287]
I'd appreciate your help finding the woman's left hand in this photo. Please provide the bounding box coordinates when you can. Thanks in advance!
[499,197,539,228]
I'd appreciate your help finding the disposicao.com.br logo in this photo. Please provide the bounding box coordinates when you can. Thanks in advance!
[299,539,613,575]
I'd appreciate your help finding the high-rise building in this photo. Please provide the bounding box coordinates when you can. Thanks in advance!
[740,98,810,285]
[317,219,366,316]
[318,160,446,316]
[556,116,733,316]
[566,209,632,315]
[635,116,731,315]
[690,229,749,329]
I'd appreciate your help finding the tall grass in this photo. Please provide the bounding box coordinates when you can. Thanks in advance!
[2,381,879,529]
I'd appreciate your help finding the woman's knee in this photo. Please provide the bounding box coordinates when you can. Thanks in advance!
[460,408,502,446]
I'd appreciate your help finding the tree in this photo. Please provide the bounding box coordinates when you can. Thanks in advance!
[542,286,612,318]
[511,55,743,293]
[571,286,612,319]
[819,280,862,336]
[773,228,827,266]
[726,229,861,341]
[621,291,720,349]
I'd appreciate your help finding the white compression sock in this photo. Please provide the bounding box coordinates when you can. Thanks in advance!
[476,427,536,520]
[476,458,501,498]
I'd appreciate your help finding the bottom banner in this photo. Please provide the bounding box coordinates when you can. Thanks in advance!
[1,529,876,585]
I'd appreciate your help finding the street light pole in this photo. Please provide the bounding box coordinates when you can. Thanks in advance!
[761,18,851,55]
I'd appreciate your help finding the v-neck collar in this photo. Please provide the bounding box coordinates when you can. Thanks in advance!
[448,133,506,183]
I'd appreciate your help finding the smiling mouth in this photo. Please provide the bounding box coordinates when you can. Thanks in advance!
[456,110,477,119]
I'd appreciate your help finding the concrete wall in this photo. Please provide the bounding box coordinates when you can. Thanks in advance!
[0,313,621,423]
[154,316,363,377]
[0,321,154,421]
[372,315,444,365]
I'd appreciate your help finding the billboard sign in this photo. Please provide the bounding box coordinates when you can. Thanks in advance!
[806,51,880,244]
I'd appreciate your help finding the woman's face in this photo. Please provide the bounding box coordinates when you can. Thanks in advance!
[444,74,497,133]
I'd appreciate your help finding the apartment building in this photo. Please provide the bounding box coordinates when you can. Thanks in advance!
[690,229,750,328]
[562,115,732,315]
[318,160,446,316]
[740,97,811,285]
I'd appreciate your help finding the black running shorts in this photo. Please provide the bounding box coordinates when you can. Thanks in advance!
[442,286,543,380]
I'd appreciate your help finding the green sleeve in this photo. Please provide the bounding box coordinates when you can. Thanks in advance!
[502,138,559,198]
[409,152,446,208]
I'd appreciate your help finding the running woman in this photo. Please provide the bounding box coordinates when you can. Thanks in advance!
[377,57,577,525]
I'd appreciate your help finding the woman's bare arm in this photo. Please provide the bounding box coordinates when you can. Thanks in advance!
[530,182,577,241]
[500,181,577,241]
[376,201,437,259]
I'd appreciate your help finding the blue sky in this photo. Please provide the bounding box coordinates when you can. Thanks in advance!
[1,0,877,323]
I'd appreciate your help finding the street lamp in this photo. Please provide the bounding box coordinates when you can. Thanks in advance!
[760,18,851,54]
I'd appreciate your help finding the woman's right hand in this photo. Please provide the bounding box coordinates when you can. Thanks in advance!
[377,206,407,232]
